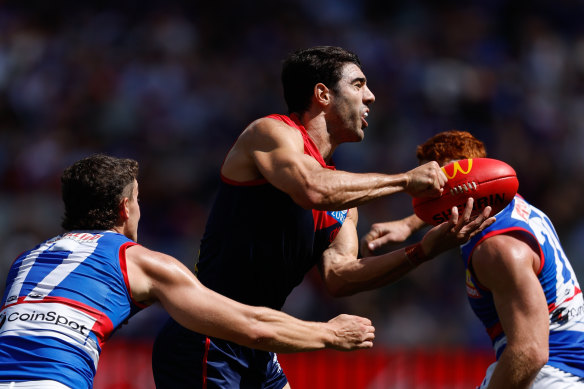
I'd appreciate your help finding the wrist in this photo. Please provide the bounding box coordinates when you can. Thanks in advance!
[404,243,429,267]
[405,214,426,231]
[322,322,337,350]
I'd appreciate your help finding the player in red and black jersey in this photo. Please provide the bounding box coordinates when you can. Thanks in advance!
[152,46,494,389]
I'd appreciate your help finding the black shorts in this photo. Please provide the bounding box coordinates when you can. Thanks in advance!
[152,318,288,389]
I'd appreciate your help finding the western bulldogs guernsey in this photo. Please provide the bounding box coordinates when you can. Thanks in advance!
[461,195,584,378]
[0,231,144,388]
[152,114,348,388]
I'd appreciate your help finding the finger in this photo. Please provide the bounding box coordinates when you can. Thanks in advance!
[448,204,460,227]
[470,205,491,225]
[362,227,382,244]
[368,234,395,251]
[467,207,496,238]
[437,166,448,187]
[356,316,372,326]
[481,205,493,219]
[457,197,475,228]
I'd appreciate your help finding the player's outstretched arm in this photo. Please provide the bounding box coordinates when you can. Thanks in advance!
[225,117,447,211]
[320,198,494,297]
[417,197,495,258]
[124,246,375,353]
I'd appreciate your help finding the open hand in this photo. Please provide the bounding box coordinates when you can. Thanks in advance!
[421,197,495,258]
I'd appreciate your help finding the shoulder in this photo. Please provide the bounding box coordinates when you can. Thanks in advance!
[124,245,182,286]
[472,232,540,288]
[125,244,177,272]
[123,244,196,305]
[240,117,304,149]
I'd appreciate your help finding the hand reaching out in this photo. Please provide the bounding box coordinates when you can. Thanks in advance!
[420,197,495,259]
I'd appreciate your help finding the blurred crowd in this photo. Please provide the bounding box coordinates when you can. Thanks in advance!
[1,0,584,349]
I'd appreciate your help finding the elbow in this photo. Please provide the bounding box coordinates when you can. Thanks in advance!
[292,178,337,210]
[237,309,284,351]
[511,341,549,375]
[245,327,272,347]
[293,189,327,210]
[532,344,549,370]
[324,277,355,298]
[237,323,275,350]
[322,263,362,298]
[525,338,549,370]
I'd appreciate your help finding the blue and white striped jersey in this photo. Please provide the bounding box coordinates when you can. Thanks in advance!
[0,231,145,388]
[461,195,584,378]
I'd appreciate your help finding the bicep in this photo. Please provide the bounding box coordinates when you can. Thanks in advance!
[125,246,255,340]
[248,123,324,203]
[473,236,549,346]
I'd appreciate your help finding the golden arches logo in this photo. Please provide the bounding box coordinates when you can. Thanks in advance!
[442,159,473,179]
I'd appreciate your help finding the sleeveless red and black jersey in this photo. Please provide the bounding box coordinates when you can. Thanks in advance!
[196,114,347,310]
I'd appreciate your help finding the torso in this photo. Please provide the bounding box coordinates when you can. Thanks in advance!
[0,231,144,388]
[197,114,347,310]
[461,196,584,377]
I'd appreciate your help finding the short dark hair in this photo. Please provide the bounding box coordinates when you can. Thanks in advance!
[281,46,362,114]
[61,154,139,231]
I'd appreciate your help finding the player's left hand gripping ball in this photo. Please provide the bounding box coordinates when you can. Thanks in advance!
[412,158,519,225]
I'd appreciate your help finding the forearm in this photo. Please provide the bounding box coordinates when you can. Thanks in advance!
[131,246,373,354]
[247,307,337,353]
[159,277,372,353]
[324,246,423,296]
[403,214,427,233]
[161,287,327,352]
[299,169,409,211]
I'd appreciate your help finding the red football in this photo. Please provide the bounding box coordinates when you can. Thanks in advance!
[412,158,519,226]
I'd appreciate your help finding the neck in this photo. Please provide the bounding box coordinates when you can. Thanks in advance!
[294,111,337,162]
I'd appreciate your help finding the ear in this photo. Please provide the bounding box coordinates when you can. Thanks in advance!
[118,197,130,221]
[314,83,331,106]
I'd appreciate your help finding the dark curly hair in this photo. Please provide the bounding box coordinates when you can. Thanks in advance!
[416,130,487,165]
[61,154,139,231]
[281,46,362,114]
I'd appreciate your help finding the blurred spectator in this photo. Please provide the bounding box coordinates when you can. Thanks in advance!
[0,0,583,348]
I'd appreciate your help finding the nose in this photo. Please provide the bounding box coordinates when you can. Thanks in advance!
[364,85,375,104]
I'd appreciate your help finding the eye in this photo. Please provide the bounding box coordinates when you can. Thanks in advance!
[353,79,366,90]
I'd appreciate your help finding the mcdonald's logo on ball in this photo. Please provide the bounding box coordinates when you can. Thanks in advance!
[412,158,519,225]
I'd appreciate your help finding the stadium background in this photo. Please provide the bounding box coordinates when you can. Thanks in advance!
[1,0,584,387]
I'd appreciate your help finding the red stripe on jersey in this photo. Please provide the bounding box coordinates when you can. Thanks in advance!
[220,175,268,186]
[548,286,582,312]
[487,321,503,340]
[312,210,341,232]
[202,336,211,389]
[466,226,544,290]
[7,295,115,347]
[118,242,148,309]
[266,114,336,170]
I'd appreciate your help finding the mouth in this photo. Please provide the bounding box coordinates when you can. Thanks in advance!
[361,111,369,128]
